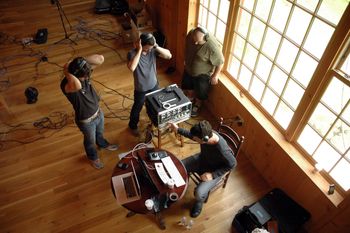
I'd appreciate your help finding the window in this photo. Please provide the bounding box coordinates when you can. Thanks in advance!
[196,0,350,191]
[228,0,348,130]
[198,0,230,44]
[298,48,350,191]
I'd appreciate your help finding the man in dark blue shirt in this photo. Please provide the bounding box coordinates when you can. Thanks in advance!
[169,120,236,217]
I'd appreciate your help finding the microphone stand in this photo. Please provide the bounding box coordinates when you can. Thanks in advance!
[52,0,77,45]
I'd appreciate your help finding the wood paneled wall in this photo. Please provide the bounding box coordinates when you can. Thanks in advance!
[149,0,350,232]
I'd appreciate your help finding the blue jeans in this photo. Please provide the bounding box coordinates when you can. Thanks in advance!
[182,153,222,202]
[128,84,159,130]
[76,110,109,161]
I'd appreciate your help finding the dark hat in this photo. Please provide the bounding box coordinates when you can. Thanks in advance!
[25,86,38,104]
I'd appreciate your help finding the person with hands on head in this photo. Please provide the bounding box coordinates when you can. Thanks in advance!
[127,32,172,137]
[182,26,224,117]
[168,120,236,218]
[60,54,119,170]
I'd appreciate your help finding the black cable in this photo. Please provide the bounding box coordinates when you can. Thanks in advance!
[0,111,73,151]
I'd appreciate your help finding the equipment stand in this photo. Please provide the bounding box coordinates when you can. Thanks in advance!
[52,0,77,45]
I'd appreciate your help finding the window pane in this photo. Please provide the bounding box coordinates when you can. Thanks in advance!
[318,0,348,25]
[262,27,281,59]
[326,119,350,154]
[269,66,288,95]
[298,125,322,154]
[277,39,299,72]
[243,43,258,70]
[239,65,252,89]
[199,7,208,26]
[256,54,272,82]
[341,104,350,125]
[208,12,217,34]
[216,20,226,44]
[313,141,341,172]
[218,0,230,23]
[270,0,292,33]
[233,34,245,59]
[262,88,278,115]
[340,51,350,76]
[209,0,219,14]
[249,17,266,48]
[275,101,294,129]
[237,9,251,38]
[309,103,337,136]
[242,0,255,12]
[292,51,318,88]
[330,159,350,191]
[304,18,335,59]
[283,79,304,110]
[201,0,209,8]
[286,6,312,45]
[250,75,265,102]
[255,0,272,22]
[321,77,350,114]
[228,56,240,79]
[297,0,318,12]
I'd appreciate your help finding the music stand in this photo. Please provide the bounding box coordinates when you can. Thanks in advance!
[52,0,77,45]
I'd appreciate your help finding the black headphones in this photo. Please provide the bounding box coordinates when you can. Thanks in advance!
[140,33,155,46]
[195,26,209,41]
[199,121,210,142]
[69,57,91,78]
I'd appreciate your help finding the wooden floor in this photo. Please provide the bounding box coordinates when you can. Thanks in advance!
[0,1,271,232]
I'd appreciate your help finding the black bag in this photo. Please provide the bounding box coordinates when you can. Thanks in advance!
[110,0,129,15]
[232,206,262,233]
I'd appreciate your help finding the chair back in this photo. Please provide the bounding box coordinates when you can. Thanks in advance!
[217,117,245,159]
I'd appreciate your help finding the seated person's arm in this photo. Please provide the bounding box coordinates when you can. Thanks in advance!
[169,123,192,139]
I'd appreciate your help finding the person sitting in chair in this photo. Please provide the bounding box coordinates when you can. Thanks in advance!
[168,120,236,217]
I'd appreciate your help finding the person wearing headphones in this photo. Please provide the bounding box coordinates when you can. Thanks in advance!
[61,54,119,170]
[168,120,236,218]
[127,32,172,137]
[182,26,224,117]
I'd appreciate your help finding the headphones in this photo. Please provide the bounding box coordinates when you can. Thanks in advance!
[140,33,155,46]
[25,86,38,104]
[199,121,210,142]
[195,26,209,41]
[69,57,91,78]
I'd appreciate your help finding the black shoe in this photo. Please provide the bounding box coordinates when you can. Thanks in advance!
[190,201,203,218]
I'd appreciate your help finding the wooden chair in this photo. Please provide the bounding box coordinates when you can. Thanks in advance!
[189,117,245,202]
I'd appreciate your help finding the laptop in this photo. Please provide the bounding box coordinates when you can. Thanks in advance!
[112,160,141,205]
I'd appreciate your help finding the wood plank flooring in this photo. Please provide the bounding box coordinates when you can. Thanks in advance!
[0,1,271,232]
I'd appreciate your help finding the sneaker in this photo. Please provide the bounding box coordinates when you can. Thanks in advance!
[90,159,104,169]
[129,127,140,137]
[190,201,203,218]
[104,144,119,151]
[191,105,200,117]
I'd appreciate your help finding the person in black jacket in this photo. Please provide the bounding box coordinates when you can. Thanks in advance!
[169,120,236,217]
[60,54,118,169]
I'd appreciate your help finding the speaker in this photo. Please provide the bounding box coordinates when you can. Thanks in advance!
[195,26,209,41]
[199,121,210,142]
[140,33,155,46]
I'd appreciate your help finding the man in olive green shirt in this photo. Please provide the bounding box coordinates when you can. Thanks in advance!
[182,26,224,116]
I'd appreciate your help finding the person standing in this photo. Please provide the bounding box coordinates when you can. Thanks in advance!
[60,54,119,169]
[182,26,224,116]
[127,32,172,136]
[169,120,236,217]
